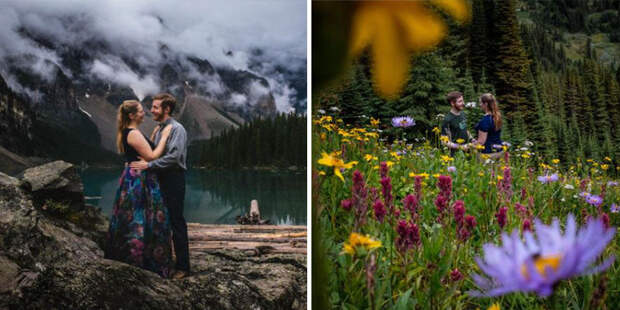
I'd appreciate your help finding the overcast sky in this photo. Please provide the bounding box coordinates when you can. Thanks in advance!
[0,0,306,111]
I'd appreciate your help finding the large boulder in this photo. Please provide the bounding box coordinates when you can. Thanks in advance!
[0,162,306,309]
[20,160,84,210]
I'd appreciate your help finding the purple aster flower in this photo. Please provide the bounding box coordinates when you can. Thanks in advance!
[579,192,591,199]
[586,195,603,207]
[447,166,457,173]
[391,116,415,128]
[470,214,616,297]
[607,181,618,187]
[537,173,559,184]
[611,203,619,213]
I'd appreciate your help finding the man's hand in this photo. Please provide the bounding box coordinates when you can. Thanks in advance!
[129,159,148,170]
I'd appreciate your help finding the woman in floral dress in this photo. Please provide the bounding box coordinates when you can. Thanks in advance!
[105,100,173,277]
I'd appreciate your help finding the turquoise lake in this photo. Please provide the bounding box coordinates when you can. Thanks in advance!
[80,168,307,225]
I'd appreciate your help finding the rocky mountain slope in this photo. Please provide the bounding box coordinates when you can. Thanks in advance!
[0,26,287,165]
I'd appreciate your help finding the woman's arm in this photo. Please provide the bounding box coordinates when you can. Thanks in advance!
[127,125,172,161]
[477,130,488,145]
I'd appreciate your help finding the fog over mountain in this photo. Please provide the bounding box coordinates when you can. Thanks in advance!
[0,0,306,166]
[0,0,307,113]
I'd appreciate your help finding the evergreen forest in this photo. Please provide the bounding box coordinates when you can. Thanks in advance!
[315,0,620,168]
[190,112,306,169]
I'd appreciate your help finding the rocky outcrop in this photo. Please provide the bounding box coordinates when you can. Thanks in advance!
[0,161,306,309]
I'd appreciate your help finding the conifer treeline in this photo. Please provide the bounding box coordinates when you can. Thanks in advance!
[189,113,306,168]
[317,0,620,165]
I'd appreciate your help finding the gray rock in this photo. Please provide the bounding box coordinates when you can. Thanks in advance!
[20,160,84,210]
[0,161,306,309]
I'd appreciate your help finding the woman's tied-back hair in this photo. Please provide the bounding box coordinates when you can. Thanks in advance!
[153,93,177,116]
[480,93,502,131]
[116,100,141,153]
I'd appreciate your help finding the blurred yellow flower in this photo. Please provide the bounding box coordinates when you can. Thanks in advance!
[478,171,484,177]
[409,172,416,177]
[317,152,358,182]
[440,135,450,143]
[349,0,470,98]
[601,164,609,170]
[370,117,380,126]
[318,171,326,176]
[433,173,440,178]
[488,303,500,310]
[365,132,379,138]
[432,126,440,134]
[604,156,611,162]
[342,232,382,255]
[386,161,395,167]
[521,153,530,159]
[456,138,465,144]
[475,144,485,150]
[552,159,560,164]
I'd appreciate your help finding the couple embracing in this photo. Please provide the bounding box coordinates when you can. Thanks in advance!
[104,93,190,279]
[441,91,504,158]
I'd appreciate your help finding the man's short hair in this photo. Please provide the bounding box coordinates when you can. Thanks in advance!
[446,91,463,105]
[153,93,177,115]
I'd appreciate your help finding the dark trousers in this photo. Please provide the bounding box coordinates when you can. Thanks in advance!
[157,169,190,273]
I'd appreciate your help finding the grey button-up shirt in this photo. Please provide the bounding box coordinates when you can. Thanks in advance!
[148,117,188,170]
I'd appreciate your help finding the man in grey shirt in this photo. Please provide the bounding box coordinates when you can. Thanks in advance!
[130,93,190,279]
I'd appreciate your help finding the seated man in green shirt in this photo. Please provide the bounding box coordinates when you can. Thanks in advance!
[440,91,473,152]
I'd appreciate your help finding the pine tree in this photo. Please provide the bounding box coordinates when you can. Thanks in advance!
[488,0,533,139]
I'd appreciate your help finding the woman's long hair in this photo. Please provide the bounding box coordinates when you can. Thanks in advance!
[480,93,502,130]
[116,100,141,153]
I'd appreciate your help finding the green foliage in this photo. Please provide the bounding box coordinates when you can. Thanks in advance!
[189,113,306,168]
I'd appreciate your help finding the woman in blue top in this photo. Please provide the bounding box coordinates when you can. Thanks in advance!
[474,93,503,154]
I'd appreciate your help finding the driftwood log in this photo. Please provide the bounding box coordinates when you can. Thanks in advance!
[187,223,307,256]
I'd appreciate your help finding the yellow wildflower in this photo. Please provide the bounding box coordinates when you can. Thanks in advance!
[432,126,440,134]
[497,176,503,181]
[342,232,382,255]
[370,117,380,126]
[433,173,440,178]
[593,162,599,167]
[341,138,351,144]
[409,172,415,178]
[390,151,401,160]
[475,144,485,150]
[456,138,465,144]
[604,156,611,162]
[521,153,530,159]
[552,159,560,164]
[386,161,395,167]
[317,152,358,182]
[365,132,379,138]
[418,173,430,179]
[478,171,484,177]
[601,164,609,170]
[318,171,326,176]
[349,0,470,97]
[338,129,353,137]
[320,133,326,140]
[488,303,500,310]
[586,159,593,163]
[502,145,508,152]
[440,135,450,144]
[440,155,454,162]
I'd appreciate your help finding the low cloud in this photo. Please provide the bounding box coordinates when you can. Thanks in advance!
[0,0,306,112]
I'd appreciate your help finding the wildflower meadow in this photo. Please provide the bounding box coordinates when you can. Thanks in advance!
[312,115,620,309]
